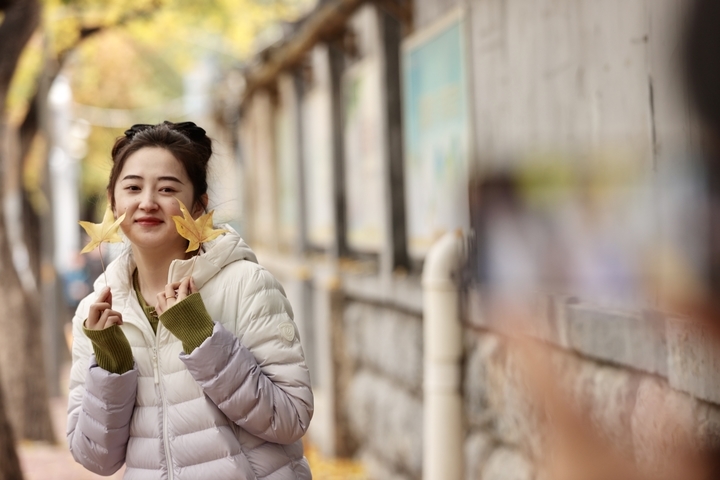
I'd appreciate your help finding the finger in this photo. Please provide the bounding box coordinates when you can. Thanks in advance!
[97,287,111,304]
[88,302,111,315]
[94,308,113,330]
[165,283,178,301]
[190,277,198,294]
[87,302,111,328]
[177,277,190,301]
[106,314,123,327]
[96,308,113,330]
[156,292,168,315]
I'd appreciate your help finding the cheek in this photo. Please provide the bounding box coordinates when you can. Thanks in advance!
[164,197,184,216]
[113,198,134,221]
[114,200,128,215]
[119,209,132,229]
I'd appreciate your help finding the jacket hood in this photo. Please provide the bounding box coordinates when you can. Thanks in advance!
[94,225,258,295]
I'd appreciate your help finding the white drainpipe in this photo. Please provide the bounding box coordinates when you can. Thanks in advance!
[422,230,466,480]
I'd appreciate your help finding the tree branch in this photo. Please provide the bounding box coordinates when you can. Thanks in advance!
[0,0,41,111]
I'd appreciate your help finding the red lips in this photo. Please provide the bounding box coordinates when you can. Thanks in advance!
[135,217,163,226]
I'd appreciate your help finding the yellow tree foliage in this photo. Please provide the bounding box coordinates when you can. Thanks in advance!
[8,0,312,123]
[8,0,312,220]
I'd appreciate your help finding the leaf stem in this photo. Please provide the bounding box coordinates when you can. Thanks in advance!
[190,253,198,278]
[99,243,108,288]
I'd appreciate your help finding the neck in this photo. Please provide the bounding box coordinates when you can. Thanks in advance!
[132,245,189,301]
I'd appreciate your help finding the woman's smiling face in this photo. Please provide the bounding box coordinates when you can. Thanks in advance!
[112,146,200,253]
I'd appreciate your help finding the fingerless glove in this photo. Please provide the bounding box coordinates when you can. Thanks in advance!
[83,324,134,374]
[159,293,215,354]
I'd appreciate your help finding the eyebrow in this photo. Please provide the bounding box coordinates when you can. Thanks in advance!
[121,174,185,184]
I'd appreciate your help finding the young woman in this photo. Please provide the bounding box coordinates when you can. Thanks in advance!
[66,121,313,479]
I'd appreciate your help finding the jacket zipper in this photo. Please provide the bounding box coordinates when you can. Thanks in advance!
[155,326,174,480]
[124,267,178,479]
[151,348,159,384]
[161,261,180,480]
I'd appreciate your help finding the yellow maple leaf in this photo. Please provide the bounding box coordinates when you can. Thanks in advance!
[79,206,126,254]
[172,199,226,252]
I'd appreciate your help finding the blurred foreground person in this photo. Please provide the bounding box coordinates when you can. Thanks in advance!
[684,0,720,306]
[464,0,720,478]
[66,121,313,479]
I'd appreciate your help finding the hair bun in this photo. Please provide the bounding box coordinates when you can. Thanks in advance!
[124,124,154,139]
[168,121,206,140]
[117,121,212,163]
[165,121,211,162]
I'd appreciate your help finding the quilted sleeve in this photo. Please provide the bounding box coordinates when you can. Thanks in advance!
[66,304,138,475]
[180,267,313,445]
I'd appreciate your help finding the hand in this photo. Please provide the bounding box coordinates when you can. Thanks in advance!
[86,287,123,330]
[155,276,197,315]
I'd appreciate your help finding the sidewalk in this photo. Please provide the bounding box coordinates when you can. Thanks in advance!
[16,364,364,479]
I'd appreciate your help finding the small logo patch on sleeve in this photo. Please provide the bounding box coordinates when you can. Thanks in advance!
[278,322,296,342]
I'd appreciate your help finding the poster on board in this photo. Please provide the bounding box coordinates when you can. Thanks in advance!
[344,57,385,252]
[402,10,470,257]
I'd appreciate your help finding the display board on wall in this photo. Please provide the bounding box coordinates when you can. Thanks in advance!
[344,57,386,252]
[402,9,470,257]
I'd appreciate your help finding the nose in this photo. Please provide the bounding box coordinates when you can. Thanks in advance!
[138,190,158,211]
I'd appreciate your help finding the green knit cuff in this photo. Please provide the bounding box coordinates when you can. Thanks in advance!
[83,324,134,375]
[159,293,215,354]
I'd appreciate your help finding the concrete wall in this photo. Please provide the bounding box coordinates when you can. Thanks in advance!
[463,291,720,480]
[343,299,423,479]
[340,274,424,479]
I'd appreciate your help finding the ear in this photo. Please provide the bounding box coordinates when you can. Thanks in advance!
[193,194,209,217]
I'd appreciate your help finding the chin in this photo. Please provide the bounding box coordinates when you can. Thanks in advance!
[129,233,183,252]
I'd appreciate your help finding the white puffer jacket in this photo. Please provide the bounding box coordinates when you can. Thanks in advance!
[67,229,313,479]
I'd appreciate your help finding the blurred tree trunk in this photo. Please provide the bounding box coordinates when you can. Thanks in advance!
[0,0,161,447]
[0,379,23,480]
[0,0,55,452]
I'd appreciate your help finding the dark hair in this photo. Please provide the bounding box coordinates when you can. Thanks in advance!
[107,121,212,210]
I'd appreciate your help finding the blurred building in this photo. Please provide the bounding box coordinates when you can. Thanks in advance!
[214,0,720,478]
